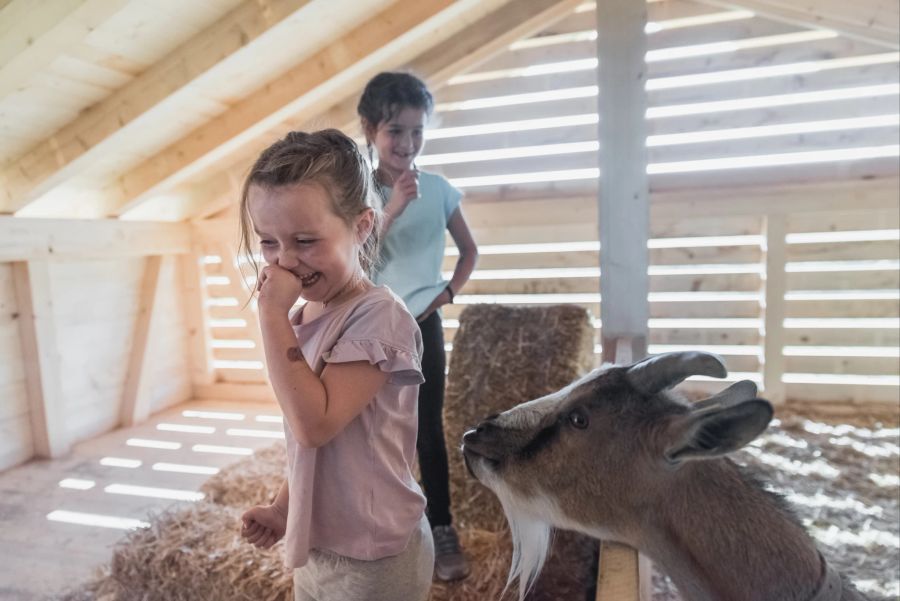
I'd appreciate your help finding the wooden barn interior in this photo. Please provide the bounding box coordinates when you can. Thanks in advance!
[0,0,898,599]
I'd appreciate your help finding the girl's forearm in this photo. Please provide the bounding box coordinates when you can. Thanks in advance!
[258,310,327,446]
[272,479,289,512]
[449,246,478,295]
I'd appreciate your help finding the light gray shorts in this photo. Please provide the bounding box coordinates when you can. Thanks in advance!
[293,515,434,601]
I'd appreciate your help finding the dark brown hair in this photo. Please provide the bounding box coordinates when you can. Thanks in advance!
[357,71,433,153]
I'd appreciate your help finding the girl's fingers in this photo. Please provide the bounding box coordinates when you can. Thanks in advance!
[259,532,275,548]
[245,522,264,540]
[242,521,259,538]
[248,527,270,545]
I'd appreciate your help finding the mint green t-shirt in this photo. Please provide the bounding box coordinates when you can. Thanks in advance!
[373,171,462,318]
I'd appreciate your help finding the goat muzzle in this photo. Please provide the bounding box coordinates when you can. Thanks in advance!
[461,422,504,476]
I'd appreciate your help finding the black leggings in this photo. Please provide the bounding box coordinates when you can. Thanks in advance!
[417,310,452,527]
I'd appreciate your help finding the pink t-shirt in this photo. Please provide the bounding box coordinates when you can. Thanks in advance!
[283,285,427,568]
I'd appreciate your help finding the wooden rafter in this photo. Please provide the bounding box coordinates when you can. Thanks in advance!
[182,0,585,220]
[695,0,900,49]
[102,0,481,218]
[0,0,321,214]
[0,216,190,261]
[0,0,129,100]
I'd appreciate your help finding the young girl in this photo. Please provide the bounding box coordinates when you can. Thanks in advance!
[238,129,434,601]
[358,72,479,582]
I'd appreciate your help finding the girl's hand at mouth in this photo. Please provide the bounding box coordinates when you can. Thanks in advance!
[257,264,304,313]
[389,168,419,210]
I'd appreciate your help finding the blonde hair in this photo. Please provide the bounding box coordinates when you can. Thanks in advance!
[238,129,383,288]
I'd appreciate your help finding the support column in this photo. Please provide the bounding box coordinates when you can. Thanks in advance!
[12,260,69,458]
[595,0,652,598]
[597,0,650,365]
[762,215,787,404]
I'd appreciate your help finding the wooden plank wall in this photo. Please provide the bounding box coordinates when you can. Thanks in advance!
[193,0,899,414]
[193,180,899,413]
[0,219,194,471]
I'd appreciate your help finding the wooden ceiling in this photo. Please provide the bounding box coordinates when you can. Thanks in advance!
[0,0,896,222]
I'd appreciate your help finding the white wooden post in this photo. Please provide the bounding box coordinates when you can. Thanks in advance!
[180,250,216,389]
[595,0,652,598]
[597,0,650,364]
[762,215,787,404]
[12,260,69,458]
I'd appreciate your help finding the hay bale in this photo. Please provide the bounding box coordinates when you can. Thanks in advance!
[443,304,597,599]
[56,502,291,601]
[112,502,290,601]
[200,442,286,508]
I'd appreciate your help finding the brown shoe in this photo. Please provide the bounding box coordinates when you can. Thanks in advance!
[432,525,470,581]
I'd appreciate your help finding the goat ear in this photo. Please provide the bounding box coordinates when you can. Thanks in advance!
[663,398,773,465]
[626,351,727,395]
[692,379,757,411]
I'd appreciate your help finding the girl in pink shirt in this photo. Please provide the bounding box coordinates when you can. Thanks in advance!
[238,129,434,601]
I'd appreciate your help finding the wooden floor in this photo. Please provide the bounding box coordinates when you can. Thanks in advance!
[0,398,282,601]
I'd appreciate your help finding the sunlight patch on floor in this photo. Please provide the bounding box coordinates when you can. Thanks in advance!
[191,443,253,456]
[47,510,149,530]
[104,483,205,502]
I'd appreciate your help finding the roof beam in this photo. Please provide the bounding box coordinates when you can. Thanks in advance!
[0,0,129,100]
[105,0,520,219]
[0,216,190,261]
[181,0,584,220]
[694,0,900,49]
[0,0,320,214]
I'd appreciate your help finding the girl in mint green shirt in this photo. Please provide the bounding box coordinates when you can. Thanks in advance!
[359,71,479,582]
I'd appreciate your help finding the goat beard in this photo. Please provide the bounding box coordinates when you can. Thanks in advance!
[480,472,556,601]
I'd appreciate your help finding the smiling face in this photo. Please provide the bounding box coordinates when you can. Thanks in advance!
[248,182,368,305]
[367,106,427,177]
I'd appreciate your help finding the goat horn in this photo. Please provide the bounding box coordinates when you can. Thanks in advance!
[625,351,727,394]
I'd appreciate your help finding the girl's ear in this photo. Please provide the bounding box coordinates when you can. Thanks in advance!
[355,208,375,242]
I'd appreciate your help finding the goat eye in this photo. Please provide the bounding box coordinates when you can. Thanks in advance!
[568,410,589,429]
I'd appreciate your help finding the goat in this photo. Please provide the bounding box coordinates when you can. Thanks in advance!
[462,351,867,601]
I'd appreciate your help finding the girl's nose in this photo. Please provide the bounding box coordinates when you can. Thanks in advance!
[398,132,416,150]
[276,250,299,269]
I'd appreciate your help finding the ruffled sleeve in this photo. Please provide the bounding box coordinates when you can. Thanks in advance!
[322,339,424,386]
[320,291,425,387]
